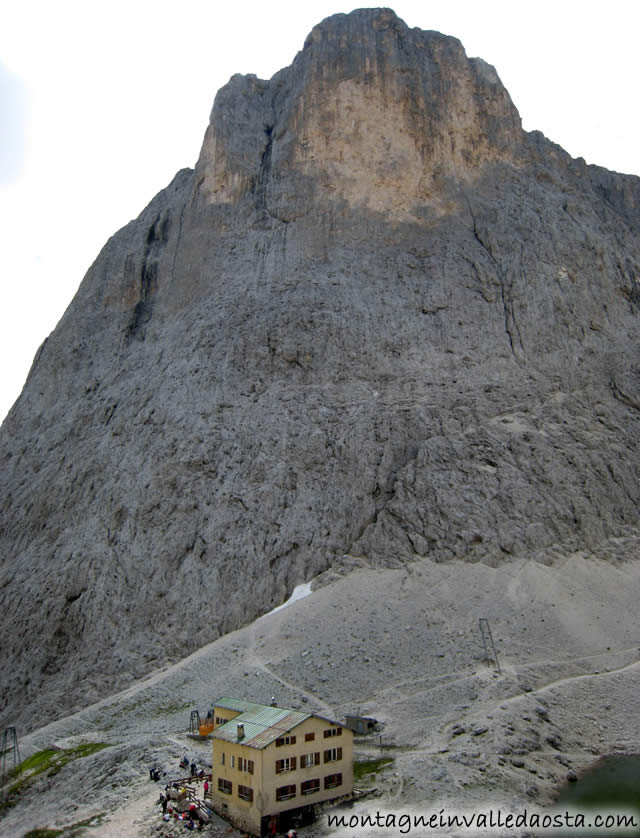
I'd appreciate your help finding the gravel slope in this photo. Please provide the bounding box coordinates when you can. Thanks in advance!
[3,541,640,836]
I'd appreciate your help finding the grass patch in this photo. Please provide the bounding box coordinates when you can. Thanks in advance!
[353,757,394,783]
[2,744,111,809]
[23,812,107,837]
[24,743,110,779]
[16,748,60,777]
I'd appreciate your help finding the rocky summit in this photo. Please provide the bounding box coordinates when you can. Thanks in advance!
[1,7,639,737]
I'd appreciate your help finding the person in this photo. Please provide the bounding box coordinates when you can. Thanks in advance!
[190,761,197,776]
[203,779,209,796]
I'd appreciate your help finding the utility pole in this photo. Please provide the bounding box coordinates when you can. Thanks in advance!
[479,618,501,673]
[1,727,21,800]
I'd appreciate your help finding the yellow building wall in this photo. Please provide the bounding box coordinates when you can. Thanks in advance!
[260,716,353,817]
[211,737,264,835]
[211,714,353,836]
[212,702,241,729]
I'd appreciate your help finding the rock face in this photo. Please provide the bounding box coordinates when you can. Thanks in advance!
[1,8,639,731]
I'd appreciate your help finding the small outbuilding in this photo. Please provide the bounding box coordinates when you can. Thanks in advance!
[345,715,379,735]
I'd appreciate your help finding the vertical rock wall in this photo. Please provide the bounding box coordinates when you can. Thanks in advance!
[1,9,639,730]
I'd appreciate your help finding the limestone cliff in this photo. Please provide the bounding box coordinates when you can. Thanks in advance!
[1,8,639,731]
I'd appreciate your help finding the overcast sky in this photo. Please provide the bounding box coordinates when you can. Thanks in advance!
[1,0,639,423]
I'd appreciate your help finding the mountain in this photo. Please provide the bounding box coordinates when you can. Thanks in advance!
[1,7,639,735]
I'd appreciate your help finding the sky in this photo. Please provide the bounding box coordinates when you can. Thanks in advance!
[1,0,639,423]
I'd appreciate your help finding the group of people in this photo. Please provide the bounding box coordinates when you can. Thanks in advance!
[156,786,208,831]
[179,754,206,780]
[147,754,211,831]
[150,755,300,835]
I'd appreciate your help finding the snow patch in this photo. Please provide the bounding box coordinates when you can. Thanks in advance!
[260,582,313,620]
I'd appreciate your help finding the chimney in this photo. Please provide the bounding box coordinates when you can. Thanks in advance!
[270,696,277,707]
[237,723,245,740]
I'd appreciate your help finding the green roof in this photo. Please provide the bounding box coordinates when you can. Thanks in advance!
[212,697,313,750]
[214,697,270,714]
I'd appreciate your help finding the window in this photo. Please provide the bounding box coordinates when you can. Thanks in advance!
[325,773,342,789]
[276,784,296,801]
[220,752,225,766]
[305,732,315,742]
[302,752,320,768]
[215,716,229,726]
[323,747,342,763]
[218,778,232,795]
[276,735,296,747]
[323,727,342,738]
[275,757,297,773]
[301,778,320,795]
[239,758,254,774]
[238,784,254,802]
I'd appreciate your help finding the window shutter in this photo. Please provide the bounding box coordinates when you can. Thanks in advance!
[249,760,254,775]
[291,757,297,770]
[323,750,330,763]
[291,736,296,744]
[315,752,320,765]
[276,760,282,774]
[337,747,342,760]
